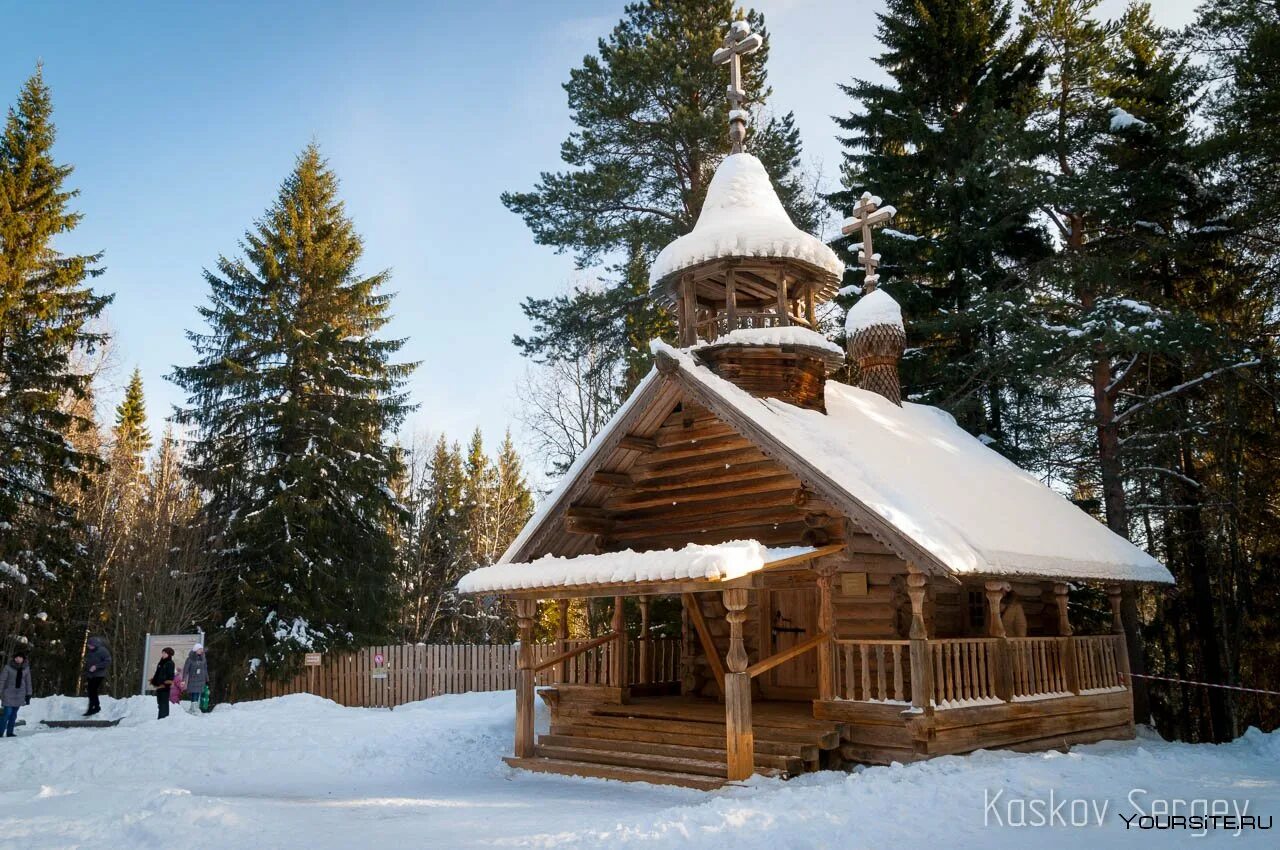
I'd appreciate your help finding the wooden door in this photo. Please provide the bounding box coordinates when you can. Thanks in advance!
[760,586,819,699]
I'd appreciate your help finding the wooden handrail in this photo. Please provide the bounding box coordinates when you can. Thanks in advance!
[745,631,828,679]
[531,631,619,673]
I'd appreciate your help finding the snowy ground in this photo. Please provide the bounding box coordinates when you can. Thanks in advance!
[1,691,1276,849]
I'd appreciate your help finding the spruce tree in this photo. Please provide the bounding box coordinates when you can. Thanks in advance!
[503,0,820,405]
[830,0,1048,448]
[172,145,413,677]
[0,67,110,657]
[113,367,151,472]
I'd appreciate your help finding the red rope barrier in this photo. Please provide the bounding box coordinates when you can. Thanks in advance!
[1123,672,1280,697]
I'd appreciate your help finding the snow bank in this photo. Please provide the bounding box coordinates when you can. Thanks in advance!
[459,540,810,593]
[846,288,904,334]
[3,690,1277,849]
[698,325,844,356]
[650,153,843,284]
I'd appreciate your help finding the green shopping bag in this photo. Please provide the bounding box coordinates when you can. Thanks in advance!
[199,684,211,713]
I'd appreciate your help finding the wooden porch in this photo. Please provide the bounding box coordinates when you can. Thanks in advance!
[503,568,1136,787]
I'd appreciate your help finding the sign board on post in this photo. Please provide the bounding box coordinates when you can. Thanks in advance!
[304,653,322,667]
[140,633,204,695]
[371,651,388,680]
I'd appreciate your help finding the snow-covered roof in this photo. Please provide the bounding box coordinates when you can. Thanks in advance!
[846,289,903,334]
[696,325,844,357]
[458,540,815,594]
[650,341,1172,584]
[650,154,844,285]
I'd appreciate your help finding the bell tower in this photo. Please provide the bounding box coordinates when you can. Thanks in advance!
[648,21,846,410]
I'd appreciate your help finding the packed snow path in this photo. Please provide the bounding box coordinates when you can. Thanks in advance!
[1,692,1276,849]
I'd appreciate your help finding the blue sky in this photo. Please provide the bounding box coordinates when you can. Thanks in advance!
[2,0,1199,472]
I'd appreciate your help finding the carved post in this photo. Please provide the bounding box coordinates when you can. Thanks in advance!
[611,595,627,688]
[1055,583,1079,694]
[816,564,836,701]
[985,580,1013,701]
[680,597,697,695]
[1108,585,1132,689]
[514,599,538,758]
[556,599,570,683]
[722,588,754,781]
[906,568,933,711]
[638,597,651,685]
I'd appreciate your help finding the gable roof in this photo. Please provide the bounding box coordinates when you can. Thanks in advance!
[501,342,1173,585]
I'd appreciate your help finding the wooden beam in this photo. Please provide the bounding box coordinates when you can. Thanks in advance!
[618,434,657,453]
[761,542,845,571]
[564,515,615,536]
[591,470,633,488]
[683,593,725,696]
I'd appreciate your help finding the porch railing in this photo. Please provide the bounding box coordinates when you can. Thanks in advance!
[534,636,681,687]
[931,638,1002,706]
[831,634,1127,709]
[834,639,911,702]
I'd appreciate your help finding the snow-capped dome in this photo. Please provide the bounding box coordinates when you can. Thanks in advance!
[845,288,903,334]
[650,153,844,285]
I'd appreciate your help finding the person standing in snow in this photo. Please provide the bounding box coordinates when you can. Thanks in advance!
[82,636,111,716]
[1,652,33,737]
[150,647,175,719]
[181,644,209,714]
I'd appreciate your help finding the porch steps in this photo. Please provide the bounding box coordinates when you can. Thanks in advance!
[508,692,844,788]
[538,734,802,774]
[503,756,729,791]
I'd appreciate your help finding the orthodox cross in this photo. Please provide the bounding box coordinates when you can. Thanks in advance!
[841,192,896,293]
[712,20,763,154]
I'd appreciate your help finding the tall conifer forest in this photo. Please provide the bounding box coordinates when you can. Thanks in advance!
[0,0,1277,743]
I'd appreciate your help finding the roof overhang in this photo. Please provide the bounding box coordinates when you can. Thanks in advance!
[458,541,842,600]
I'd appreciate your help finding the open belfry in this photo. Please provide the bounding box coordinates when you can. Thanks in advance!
[458,21,1174,789]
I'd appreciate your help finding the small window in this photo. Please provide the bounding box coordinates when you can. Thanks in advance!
[967,590,985,631]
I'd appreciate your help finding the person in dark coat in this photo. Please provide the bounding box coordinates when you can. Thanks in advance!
[83,636,111,716]
[149,647,175,720]
[181,644,209,714]
[0,652,33,737]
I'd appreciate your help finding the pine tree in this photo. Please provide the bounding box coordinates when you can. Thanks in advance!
[171,145,414,679]
[0,67,110,658]
[830,0,1048,447]
[503,0,821,435]
[416,436,469,641]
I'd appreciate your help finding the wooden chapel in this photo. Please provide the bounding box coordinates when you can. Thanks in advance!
[457,20,1174,789]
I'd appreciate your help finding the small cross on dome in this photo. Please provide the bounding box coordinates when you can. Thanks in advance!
[841,192,896,293]
[712,20,763,154]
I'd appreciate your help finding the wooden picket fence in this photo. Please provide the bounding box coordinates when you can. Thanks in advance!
[260,639,680,709]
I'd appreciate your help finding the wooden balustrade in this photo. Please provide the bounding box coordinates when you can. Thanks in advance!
[826,634,1127,710]
[833,640,911,703]
[1074,634,1126,692]
[1007,637,1071,699]
[930,638,1002,707]
[535,636,681,687]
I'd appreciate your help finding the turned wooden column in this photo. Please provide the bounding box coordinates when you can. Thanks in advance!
[611,595,627,688]
[556,599,570,682]
[514,599,538,758]
[722,587,754,781]
[1053,583,1073,636]
[1108,585,1133,687]
[1055,583,1080,694]
[638,597,651,685]
[906,568,933,711]
[985,580,1013,701]
[816,565,836,701]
